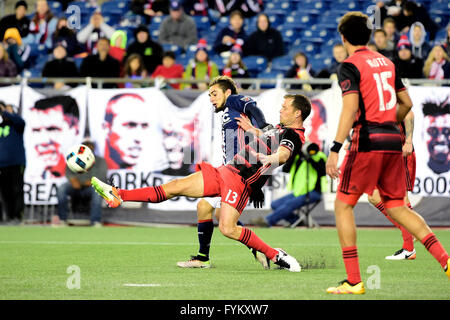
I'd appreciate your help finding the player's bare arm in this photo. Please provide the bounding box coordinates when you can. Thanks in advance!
[403,110,414,157]
[396,89,413,122]
[257,145,291,167]
[326,93,359,179]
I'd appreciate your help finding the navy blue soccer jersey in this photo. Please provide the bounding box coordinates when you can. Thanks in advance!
[221,94,267,163]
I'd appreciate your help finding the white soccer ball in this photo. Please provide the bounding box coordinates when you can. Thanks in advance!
[65,144,95,173]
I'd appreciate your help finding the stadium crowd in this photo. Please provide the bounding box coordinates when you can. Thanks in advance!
[0,0,449,89]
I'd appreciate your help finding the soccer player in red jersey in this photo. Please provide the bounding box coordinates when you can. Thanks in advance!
[326,12,450,294]
[91,94,313,272]
[368,111,417,260]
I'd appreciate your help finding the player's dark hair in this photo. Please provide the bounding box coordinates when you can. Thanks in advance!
[338,12,372,46]
[423,100,450,116]
[209,76,238,95]
[284,94,311,121]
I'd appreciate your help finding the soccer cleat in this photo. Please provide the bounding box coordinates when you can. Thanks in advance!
[326,280,365,294]
[273,248,301,272]
[91,177,122,208]
[177,255,211,268]
[252,249,270,269]
[385,248,416,260]
[445,259,450,280]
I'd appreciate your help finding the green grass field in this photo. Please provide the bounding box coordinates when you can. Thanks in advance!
[0,225,449,300]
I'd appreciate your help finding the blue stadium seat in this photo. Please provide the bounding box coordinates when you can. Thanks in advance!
[150,15,166,32]
[429,10,449,28]
[299,0,329,12]
[271,55,293,72]
[103,14,121,26]
[192,16,211,33]
[257,69,284,89]
[283,15,314,31]
[162,44,183,56]
[264,10,286,28]
[265,1,295,12]
[47,1,62,14]
[242,56,268,74]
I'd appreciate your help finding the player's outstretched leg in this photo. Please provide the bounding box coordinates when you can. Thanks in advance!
[386,205,450,280]
[219,202,301,272]
[91,172,206,208]
[368,190,416,260]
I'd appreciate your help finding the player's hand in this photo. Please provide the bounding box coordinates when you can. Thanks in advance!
[257,153,271,166]
[402,142,413,157]
[235,114,254,132]
[326,152,340,179]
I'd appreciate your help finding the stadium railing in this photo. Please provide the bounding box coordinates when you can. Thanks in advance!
[1,77,450,91]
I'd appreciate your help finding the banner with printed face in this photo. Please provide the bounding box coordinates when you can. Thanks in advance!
[408,86,449,197]
[87,88,214,211]
[22,86,87,204]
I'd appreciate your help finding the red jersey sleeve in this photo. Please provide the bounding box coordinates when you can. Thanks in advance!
[337,62,360,96]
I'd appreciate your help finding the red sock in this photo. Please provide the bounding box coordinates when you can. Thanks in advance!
[421,233,449,269]
[118,186,167,203]
[342,246,361,285]
[375,202,414,252]
[239,227,278,260]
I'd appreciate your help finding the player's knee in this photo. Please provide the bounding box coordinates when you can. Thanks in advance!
[197,199,213,220]
[218,222,236,239]
[367,194,378,205]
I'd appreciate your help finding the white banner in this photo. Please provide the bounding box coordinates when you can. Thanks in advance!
[0,85,21,109]
[22,86,87,204]
[409,86,450,197]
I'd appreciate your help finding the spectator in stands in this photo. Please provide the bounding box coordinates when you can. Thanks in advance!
[131,0,169,24]
[125,24,163,75]
[80,37,121,88]
[394,35,423,79]
[0,1,30,41]
[109,30,127,64]
[76,11,115,54]
[0,43,18,80]
[182,39,219,90]
[213,10,247,55]
[56,140,107,228]
[423,45,450,80]
[52,17,83,57]
[394,0,438,41]
[210,0,263,18]
[250,142,326,228]
[315,43,348,88]
[0,101,26,225]
[151,50,184,89]
[222,43,250,88]
[158,1,198,50]
[24,0,57,50]
[408,22,431,61]
[42,42,79,89]
[373,29,395,60]
[243,13,284,61]
[382,17,399,51]
[3,27,31,73]
[285,51,314,91]
[123,53,148,88]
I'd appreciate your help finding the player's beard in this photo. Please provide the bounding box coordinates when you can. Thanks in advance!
[214,104,225,113]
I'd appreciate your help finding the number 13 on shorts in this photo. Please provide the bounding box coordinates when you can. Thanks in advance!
[225,189,238,204]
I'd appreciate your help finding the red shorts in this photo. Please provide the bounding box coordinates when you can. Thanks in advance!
[337,151,406,209]
[404,151,416,192]
[195,162,250,214]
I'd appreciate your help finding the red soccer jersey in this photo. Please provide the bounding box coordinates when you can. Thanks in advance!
[338,47,406,152]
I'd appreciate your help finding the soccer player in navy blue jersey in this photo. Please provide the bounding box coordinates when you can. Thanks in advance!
[178,76,269,268]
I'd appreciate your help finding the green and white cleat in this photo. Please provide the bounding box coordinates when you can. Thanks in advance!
[91,177,123,208]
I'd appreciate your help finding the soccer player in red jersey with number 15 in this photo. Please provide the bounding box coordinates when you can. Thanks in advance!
[325,12,450,294]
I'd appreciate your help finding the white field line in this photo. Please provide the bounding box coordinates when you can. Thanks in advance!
[123,283,162,287]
